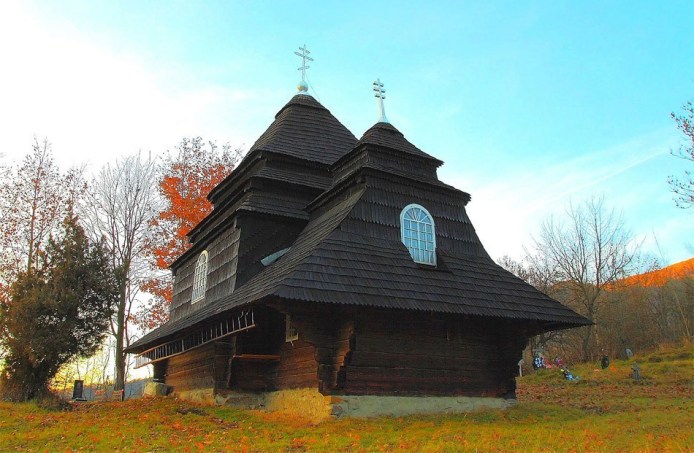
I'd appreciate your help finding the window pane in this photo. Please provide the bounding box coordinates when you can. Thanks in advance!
[401,205,436,265]
[192,251,208,303]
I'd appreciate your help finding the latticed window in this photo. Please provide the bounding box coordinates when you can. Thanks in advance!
[191,251,208,303]
[400,204,436,265]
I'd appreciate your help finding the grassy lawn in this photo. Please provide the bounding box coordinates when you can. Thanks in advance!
[1,347,691,452]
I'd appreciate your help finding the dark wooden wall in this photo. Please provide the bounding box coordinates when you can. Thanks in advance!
[279,305,527,398]
[283,310,352,394]
[169,213,306,323]
[161,304,526,399]
[227,309,321,392]
[273,337,318,389]
[164,340,234,392]
[233,214,305,290]
[170,225,240,322]
[339,312,524,397]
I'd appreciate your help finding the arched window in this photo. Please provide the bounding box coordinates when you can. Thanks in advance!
[400,204,436,265]
[191,250,208,303]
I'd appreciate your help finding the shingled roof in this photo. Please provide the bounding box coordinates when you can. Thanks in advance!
[180,95,355,266]
[354,122,442,165]
[128,93,590,354]
[248,94,358,165]
[128,179,589,352]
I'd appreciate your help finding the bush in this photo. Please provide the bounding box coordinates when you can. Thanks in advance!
[35,392,72,411]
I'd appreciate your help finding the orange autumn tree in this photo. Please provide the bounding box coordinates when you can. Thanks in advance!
[138,137,242,330]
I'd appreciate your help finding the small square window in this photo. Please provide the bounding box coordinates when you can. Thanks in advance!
[285,315,298,342]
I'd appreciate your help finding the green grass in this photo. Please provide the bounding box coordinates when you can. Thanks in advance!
[1,346,692,452]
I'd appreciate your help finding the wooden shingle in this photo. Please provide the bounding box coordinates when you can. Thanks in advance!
[128,94,589,354]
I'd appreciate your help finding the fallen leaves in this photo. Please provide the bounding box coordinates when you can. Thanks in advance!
[0,346,692,452]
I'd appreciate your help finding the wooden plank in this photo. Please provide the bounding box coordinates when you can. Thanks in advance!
[274,372,318,388]
[346,365,473,381]
[233,354,281,362]
[270,333,319,390]
[348,350,496,371]
[354,334,496,357]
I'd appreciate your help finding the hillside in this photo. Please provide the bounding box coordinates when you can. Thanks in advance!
[620,257,694,287]
[0,346,692,452]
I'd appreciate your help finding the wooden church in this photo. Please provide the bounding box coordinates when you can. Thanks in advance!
[127,49,588,416]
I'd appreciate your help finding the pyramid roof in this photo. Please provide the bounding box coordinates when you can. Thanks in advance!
[247,94,358,165]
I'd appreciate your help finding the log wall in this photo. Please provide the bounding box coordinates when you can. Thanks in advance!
[277,306,527,398]
[273,337,318,389]
[338,312,524,397]
[165,339,235,392]
[288,312,352,394]
[162,305,527,399]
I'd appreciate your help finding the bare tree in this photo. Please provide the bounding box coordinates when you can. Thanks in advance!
[498,254,575,363]
[84,152,159,391]
[529,196,641,361]
[0,138,84,295]
[668,100,694,208]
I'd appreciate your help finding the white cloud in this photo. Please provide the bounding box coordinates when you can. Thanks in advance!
[0,2,268,172]
[444,128,686,263]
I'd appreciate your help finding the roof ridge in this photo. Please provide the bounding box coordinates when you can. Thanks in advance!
[274,94,329,118]
[356,122,441,163]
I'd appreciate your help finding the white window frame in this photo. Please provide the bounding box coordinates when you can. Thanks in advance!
[400,204,437,266]
[191,250,208,304]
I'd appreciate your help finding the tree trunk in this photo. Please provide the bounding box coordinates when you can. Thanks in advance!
[581,326,594,362]
[114,281,127,391]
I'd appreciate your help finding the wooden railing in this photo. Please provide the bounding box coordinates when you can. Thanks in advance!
[133,309,255,369]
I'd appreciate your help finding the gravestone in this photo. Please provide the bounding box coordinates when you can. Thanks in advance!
[72,380,85,401]
[632,362,641,380]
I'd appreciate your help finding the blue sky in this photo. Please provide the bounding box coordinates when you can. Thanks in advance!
[1,0,692,265]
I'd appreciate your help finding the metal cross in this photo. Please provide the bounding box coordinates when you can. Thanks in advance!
[295,45,313,92]
[373,78,389,123]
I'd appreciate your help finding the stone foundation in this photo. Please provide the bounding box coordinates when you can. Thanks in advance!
[329,394,515,418]
[143,382,171,397]
[173,388,216,404]
[170,386,515,419]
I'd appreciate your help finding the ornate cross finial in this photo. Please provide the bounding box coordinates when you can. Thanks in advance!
[294,45,313,94]
[373,78,389,123]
